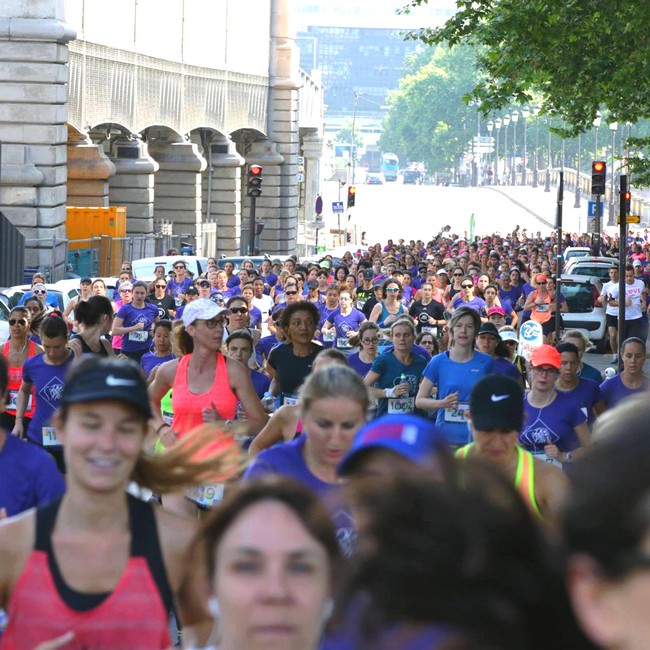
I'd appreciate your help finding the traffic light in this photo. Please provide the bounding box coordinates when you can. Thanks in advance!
[623,190,631,214]
[347,185,356,208]
[591,161,606,195]
[246,164,263,197]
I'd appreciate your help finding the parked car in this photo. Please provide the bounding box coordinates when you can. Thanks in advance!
[564,256,618,282]
[559,274,607,352]
[563,246,591,262]
[366,173,383,185]
[1,285,67,311]
[217,255,290,272]
[131,256,208,281]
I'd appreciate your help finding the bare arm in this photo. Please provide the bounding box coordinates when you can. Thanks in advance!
[226,357,268,437]
[363,369,387,400]
[535,462,571,526]
[148,358,179,447]
[11,380,33,438]
[248,405,299,457]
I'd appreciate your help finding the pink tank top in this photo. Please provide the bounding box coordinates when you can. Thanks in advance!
[3,340,38,417]
[172,352,238,438]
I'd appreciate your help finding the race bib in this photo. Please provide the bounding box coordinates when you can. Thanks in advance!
[337,337,352,349]
[283,394,299,406]
[323,330,336,342]
[356,299,366,310]
[129,330,148,342]
[444,401,470,424]
[531,450,562,468]
[186,484,225,509]
[42,426,61,448]
[7,391,32,413]
[421,326,434,334]
[387,396,414,414]
[536,303,549,313]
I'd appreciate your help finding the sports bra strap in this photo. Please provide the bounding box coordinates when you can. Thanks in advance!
[35,497,63,552]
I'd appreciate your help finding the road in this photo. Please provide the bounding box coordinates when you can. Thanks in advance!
[317,179,591,248]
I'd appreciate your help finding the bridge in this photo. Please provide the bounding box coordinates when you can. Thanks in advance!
[0,0,324,279]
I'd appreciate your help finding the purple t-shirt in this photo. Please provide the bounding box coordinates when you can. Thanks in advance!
[520,390,587,453]
[325,308,366,350]
[492,356,523,383]
[347,351,373,377]
[250,369,271,399]
[452,295,487,315]
[22,353,75,445]
[0,433,66,518]
[255,334,282,367]
[167,276,193,299]
[140,352,175,378]
[244,435,355,556]
[116,302,159,352]
[557,378,601,425]
[600,374,648,410]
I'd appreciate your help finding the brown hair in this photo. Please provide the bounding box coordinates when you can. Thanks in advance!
[198,477,341,580]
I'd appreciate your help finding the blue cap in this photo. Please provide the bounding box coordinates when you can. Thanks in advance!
[338,414,444,476]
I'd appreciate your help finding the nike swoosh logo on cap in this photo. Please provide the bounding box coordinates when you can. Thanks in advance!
[490,394,510,402]
[106,375,137,387]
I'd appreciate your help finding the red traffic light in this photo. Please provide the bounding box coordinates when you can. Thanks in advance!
[249,164,262,176]
[593,161,605,172]
[624,191,631,201]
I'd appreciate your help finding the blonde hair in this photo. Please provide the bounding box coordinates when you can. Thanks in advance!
[299,365,369,416]
[135,424,242,493]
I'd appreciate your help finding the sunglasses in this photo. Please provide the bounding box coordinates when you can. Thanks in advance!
[9,318,27,326]
[453,273,463,277]
[537,281,547,285]
[285,291,298,296]
[230,307,248,314]
[173,265,185,270]
[198,282,210,288]
[155,284,166,289]
[196,318,225,329]
[461,283,474,289]
[386,287,400,293]
[33,289,47,295]
[120,289,133,294]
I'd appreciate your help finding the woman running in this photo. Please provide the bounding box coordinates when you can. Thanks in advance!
[140,320,175,379]
[347,321,380,377]
[112,281,159,362]
[68,295,115,358]
[368,279,407,329]
[599,336,648,410]
[0,356,241,649]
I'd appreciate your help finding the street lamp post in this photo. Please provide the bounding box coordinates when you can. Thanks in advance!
[502,114,511,185]
[510,110,519,185]
[469,99,482,186]
[593,111,601,160]
[521,107,530,186]
[486,120,494,185]
[544,117,552,192]
[532,106,540,188]
[494,117,502,185]
[608,121,618,225]
[574,132,582,208]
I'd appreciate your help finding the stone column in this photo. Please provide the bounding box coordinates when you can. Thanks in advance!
[300,128,323,253]
[148,140,206,252]
[245,140,284,254]
[67,129,115,207]
[201,135,245,257]
[267,0,301,253]
[108,137,158,234]
[0,1,76,279]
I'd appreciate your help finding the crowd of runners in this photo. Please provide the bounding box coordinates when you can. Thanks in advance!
[0,225,649,649]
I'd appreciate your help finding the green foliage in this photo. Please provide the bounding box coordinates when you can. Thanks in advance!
[335,119,364,148]
[379,45,482,172]
[400,0,650,186]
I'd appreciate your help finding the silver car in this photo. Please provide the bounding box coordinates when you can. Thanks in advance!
[560,274,607,352]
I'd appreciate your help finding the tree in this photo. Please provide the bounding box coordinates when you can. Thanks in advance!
[379,45,482,173]
[401,0,650,185]
[335,119,364,148]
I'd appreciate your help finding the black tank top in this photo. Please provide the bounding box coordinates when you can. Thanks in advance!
[70,333,110,356]
[36,494,174,613]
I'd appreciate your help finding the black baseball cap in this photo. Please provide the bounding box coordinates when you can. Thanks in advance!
[79,277,92,285]
[186,286,199,295]
[477,322,500,340]
[61,358,152,418]
[469,375,524,432]
[363,269,374,281]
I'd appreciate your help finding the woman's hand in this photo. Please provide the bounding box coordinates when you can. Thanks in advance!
[159,427,178,448]
[11,419,24,438]
[438,391,460,409]
[544,443,560,460]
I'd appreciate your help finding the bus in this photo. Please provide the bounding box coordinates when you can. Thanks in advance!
[381,153,399,182]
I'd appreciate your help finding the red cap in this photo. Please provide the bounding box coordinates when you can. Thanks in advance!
[530,345,561,369]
